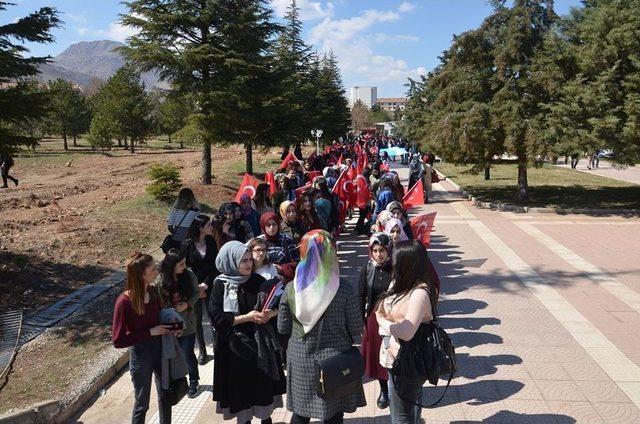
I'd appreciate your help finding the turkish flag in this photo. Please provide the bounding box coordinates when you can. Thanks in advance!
[324,146,332,155]
[354,174,371,209]
[410,212,437,249]
[402,179,424,209]
[357,152,369,171]
[295,182,312,197]
[354,142,362,155]
[337,154,343,166]
[380,163,390,172]
[346,164,357,181]
[279,151,299,170]
[264,171,278,196]
[306,170,322,183]
[332,170,356,222]
[235,173,262,203]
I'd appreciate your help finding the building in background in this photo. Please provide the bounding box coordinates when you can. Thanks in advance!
[348,86,377,108]
[377,97,406,111]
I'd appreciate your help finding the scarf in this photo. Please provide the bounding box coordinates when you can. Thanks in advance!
[286,229,340,335]
[240,194,253,218]
[384,218,409,242]
[215,240,251,314]
[369,232,392,271]
[260,211,280,242]
[279,200,294,222]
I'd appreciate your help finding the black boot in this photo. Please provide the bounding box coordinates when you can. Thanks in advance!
[377,380,389,409]
[197,347,208,365]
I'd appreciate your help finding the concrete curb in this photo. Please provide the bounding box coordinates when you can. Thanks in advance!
[434,168,640,216]
[0,271,130,424]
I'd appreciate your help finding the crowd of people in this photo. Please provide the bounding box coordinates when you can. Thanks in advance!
[112,135,441,424]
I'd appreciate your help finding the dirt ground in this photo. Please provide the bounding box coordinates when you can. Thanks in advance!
[0,139,284,312]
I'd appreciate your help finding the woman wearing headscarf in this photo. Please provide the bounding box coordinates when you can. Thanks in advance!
[278,230,366,424]
[240,194,261,237]
[385,201,414,240]
[220,202,254,243]
[208,241,285,424]
[258,212,300,266]
[371,178,395,225]
[279,200,304,245]
[374,210,393,234]
[384,218,409,245]
[357,233,393,409]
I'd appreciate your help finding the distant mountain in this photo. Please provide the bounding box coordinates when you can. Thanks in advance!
[36,40,166,90]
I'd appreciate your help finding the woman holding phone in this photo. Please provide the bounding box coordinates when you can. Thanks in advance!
[112,252,173,424]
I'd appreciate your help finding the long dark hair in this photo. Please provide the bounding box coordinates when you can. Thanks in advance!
[253,183,273,211]
[296,191,320,231]
[210,214,228,250]
[173,187,199,210]
[185,214,210,243]
[159,248,193,304]
[383,241,435,305]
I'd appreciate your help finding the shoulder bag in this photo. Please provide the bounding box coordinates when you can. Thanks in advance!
[161,210,189,253]
[313,319,365,400]
[389,287,457,408]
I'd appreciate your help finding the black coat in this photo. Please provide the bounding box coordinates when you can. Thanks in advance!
[357,262,393,319]
[209,274,286,414]
[182,236,220,294]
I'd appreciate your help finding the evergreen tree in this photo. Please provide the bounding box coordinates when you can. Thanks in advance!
[90,66,152,153]
[47,79,91,149]
[274,0,315,147]
[315,51,350,141]
[0,1,60,154]
[122,0,282,177]
[158,91,194,148]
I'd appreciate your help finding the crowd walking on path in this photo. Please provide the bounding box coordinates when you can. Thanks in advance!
[112,135,447,424]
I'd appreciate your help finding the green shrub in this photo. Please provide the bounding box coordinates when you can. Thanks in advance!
[146,163,181,201]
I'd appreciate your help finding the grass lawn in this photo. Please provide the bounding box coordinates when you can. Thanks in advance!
[436,163,640,210]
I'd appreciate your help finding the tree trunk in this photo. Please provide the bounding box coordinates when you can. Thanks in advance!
[517,156,529,203]
[130,137,135,154]
[245,143,253,175]
[117,138,122,147]
[63,133,68,151]
[73,135,77,147]
[202,140,212,184]
[168,134,172,143]
[484,166,491,180]
[180,139,184,149]
[123,137,128,149]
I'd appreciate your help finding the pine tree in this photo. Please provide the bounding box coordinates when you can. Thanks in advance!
[316,52,350,141]
[158,92,194,148]
[89,66,152,153]
[47,79,91,149]
[0,1,60,154]
[122,0,282,178]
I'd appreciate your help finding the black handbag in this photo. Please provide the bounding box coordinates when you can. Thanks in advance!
[389,288,457,408]
[313,320,365,400]
[161,211,189,253]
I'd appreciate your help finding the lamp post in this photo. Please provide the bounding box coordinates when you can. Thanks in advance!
[311,129,323,155]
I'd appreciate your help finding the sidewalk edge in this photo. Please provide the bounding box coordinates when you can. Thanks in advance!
[434,168,640,216]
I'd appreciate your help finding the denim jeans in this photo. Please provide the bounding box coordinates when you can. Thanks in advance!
[178,333,199,382]
[129,337,171,424]
[388,374,426,424]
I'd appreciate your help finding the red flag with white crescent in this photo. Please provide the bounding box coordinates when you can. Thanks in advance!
[402,179,424,209]
[355,173,371,209]
[305,170,322,183]
[235,173,262,203]
[410,211,437,249]
[279,151,300,170]
[295,182,312,197]
[264,171,278,196]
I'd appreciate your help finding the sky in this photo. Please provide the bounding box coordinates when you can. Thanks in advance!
[4,0,583,97]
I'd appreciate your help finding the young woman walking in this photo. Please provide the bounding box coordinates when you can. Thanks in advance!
[159,249,201,398]
[376,241,438,424]
[112,252,173,424]
[357,233,393,409]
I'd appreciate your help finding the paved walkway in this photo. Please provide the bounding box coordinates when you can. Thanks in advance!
[73,163,640,423]
[556,159,640,185]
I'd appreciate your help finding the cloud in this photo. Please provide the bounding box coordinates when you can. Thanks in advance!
[76,20,139,42]
[372,33,420,43]
[270,0,334,21]
[309,6,424,93]
[64,13,88,25]
[398,2,416,13]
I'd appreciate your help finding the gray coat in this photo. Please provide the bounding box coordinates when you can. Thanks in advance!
[278,280,366,419]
